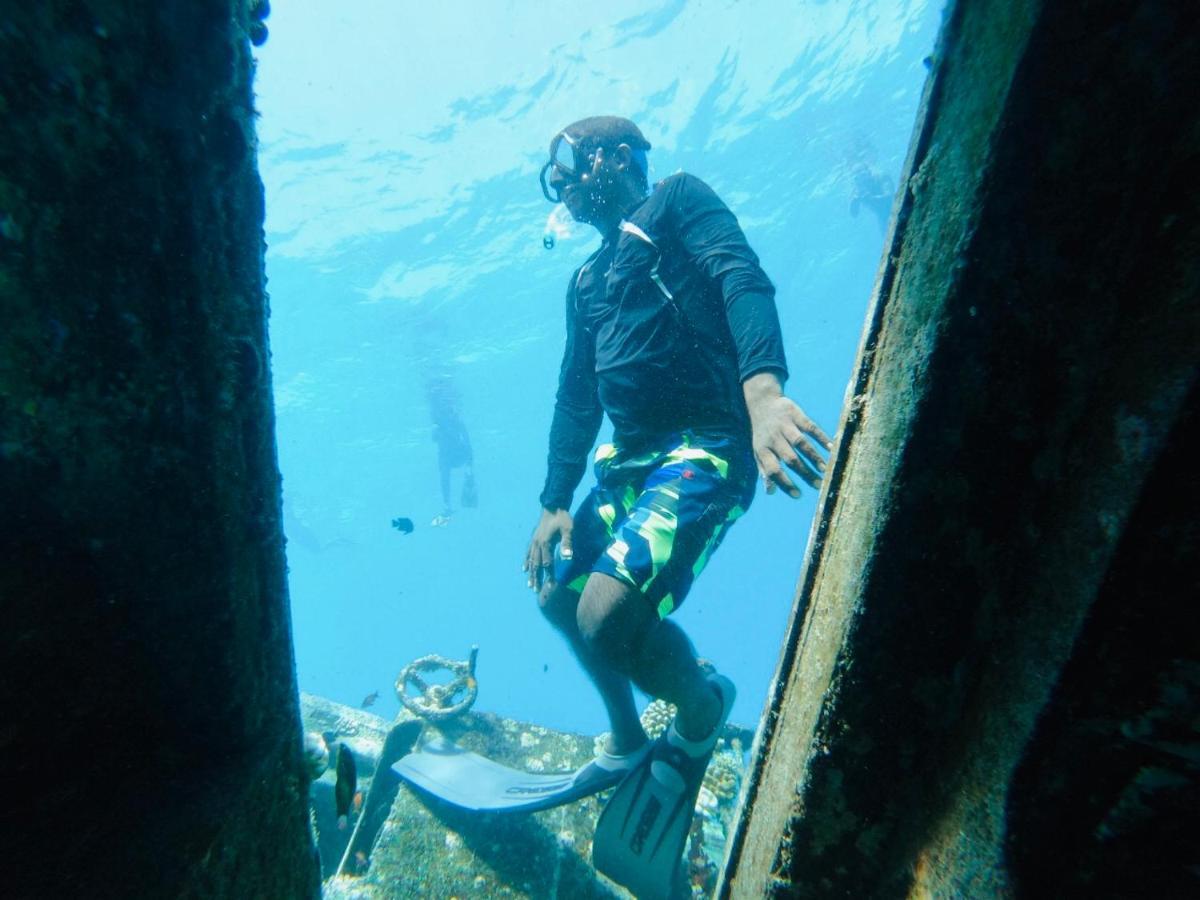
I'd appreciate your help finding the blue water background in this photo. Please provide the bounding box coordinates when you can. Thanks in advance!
[254,1,943,737]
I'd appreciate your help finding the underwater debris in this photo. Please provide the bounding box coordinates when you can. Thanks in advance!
[305,691,746,896]
[395,645,479,722]
[303,730,330,779]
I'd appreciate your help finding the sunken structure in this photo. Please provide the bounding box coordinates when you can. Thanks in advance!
[1,0,1195,897]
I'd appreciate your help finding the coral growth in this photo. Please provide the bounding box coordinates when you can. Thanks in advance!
[702,746,741,803]
[641,698,677,739]
[593,698,678,755]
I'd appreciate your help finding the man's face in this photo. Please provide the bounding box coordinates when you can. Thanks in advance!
[544,133,634,226]
[549,141,607,224]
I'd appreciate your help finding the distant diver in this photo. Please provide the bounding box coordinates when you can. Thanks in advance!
[849,161,895,235]
[427,374,477,527]
[524,116,832,896]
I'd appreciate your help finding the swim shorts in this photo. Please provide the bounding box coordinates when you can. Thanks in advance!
[553,430,757,618]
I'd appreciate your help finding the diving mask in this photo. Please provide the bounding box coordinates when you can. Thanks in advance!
[539,131,596,203]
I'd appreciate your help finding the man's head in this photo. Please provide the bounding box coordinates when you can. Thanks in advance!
[539,116,651,227]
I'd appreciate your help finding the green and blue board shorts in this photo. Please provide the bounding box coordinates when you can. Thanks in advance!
[554,430,757,618]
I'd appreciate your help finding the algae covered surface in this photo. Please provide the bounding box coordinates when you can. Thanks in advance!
[302,694,749,899]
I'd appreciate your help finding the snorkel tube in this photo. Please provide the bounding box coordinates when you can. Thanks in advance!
[543,204,576,250]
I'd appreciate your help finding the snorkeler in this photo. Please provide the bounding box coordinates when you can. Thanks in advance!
[849,160,895,235]
[426,374,477,527]
[524,116,831,894]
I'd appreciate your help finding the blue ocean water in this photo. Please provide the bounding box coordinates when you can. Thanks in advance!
[255,1,943,738]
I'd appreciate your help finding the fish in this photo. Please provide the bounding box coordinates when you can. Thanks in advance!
[361,691,379,709]
[354,851,369,873]
[334,743,357,830]
[353,790,364,813]
[543,664,549,673]
[391,517,414,534]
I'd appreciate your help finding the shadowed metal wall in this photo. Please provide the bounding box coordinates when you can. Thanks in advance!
[721,0,1199,896]
[0,3,317,896]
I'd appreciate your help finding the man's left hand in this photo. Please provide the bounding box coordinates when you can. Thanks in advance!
[743,372,833,499]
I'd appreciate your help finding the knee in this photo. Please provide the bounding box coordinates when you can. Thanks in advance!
[538,582,578,632]
[576,595,639,668]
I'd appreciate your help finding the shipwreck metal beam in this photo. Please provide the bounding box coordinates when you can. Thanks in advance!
[721,0,1200,896]
[1,3,317,896]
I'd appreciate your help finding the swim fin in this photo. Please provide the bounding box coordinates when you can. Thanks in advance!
[593,675,736,900]
[392,737,648,814]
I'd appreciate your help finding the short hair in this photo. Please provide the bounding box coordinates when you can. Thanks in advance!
[560,116,651,190]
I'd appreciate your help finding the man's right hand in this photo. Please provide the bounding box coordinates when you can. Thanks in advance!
[524,508,574,591]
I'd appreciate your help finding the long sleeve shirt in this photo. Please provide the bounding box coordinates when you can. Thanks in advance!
[539,173,788,511]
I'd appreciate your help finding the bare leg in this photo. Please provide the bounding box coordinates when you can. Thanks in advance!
[539,581,646,753]
[576,573,722,742]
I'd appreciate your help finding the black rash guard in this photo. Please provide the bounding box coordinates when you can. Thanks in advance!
[539,172,789,511]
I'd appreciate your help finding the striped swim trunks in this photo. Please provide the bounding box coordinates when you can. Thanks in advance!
[554,430,756,618]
